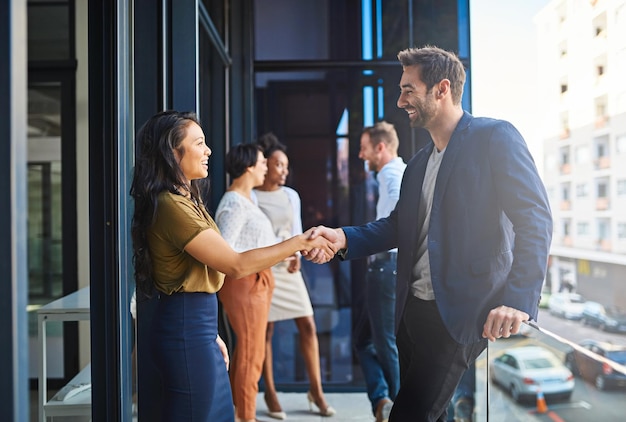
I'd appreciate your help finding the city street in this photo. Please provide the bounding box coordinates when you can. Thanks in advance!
[472,309,626,421]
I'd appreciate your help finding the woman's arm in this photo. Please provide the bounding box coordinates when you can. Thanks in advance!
[184,227,336,280]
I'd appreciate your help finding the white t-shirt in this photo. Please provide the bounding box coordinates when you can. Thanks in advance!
[411,147,446,300]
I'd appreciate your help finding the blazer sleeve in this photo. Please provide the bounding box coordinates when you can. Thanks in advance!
[342,210,399,260]
[489,121,553,318]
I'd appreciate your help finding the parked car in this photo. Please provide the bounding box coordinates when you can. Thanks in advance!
[489,346,574,403]
[565,339,626,390]
[548,292,586,320]
[581,301,626,333]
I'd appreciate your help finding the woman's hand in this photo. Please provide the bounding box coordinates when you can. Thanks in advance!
[287,254,301,273]
[301,227,338,261]
[216,335,230,370]
[301,226,346,264]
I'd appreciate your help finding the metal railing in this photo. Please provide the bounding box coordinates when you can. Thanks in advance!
[472,317,626,421]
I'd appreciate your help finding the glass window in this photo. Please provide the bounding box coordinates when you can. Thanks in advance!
[28,2,71,61]
[616,133,626,154]
[28,84,63,299]
[28,83,66,381]
[575,145,589,163]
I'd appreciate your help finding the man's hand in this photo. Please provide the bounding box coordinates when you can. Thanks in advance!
[216,335,230,370]
[482,305,529,342]
[301,226,347,264]
[300,227,339,260]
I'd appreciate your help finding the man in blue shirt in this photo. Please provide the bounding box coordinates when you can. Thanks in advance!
[355,121,406,422]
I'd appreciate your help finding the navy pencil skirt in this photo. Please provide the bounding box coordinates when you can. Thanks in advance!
[151,292,234,422]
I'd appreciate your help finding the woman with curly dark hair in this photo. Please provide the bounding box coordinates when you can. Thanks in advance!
[255,133,335,418]
[130,110,336,422]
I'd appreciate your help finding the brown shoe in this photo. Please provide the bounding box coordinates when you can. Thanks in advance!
[375,398,393,422]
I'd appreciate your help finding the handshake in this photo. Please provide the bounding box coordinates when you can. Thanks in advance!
[300,226,347,264]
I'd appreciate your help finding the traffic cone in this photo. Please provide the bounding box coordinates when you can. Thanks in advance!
[536,389,548,414]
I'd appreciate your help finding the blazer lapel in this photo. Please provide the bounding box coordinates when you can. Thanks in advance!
[431,112,473,210]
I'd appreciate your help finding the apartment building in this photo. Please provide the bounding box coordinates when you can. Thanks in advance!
[536,0,626,306]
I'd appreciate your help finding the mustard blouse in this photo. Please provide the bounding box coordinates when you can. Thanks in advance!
[147,191,225,294]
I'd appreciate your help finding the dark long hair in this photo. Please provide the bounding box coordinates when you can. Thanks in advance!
[130,110,207,296]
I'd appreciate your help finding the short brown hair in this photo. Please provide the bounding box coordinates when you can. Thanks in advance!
[397,45,466,105]
[362,121,399,154]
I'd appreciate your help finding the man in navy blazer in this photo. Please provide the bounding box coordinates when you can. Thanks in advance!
[305,46,552,421]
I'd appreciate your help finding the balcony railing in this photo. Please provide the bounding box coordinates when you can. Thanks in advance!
[596,238,611,251]
[596,197,610,210]
[595,115,609,129]
[594,156,610,169]
[477,319,626,421]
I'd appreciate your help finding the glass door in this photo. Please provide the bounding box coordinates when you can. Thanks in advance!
[28,83,65,379]
[27,78,78,385]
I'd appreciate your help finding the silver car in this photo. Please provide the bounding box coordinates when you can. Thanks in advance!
[548,292,586,320]
[489,346,575,403]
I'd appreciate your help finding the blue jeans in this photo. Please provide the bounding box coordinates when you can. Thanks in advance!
[355,253,400,414]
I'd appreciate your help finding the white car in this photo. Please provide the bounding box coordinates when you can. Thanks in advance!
[548,292,586,320]
[489,346,574,403]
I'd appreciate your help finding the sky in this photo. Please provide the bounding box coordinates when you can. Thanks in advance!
[470,0,551,170]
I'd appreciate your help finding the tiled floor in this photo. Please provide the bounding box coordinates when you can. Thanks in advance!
[30,390,373,422]
[254,392,373,422]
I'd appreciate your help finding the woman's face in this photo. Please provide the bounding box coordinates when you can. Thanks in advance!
[265,150,289,187]
[250,150,268,187]
[174,122,211,183]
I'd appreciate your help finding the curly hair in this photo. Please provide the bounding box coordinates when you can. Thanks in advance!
[130,110,208,296]
[257,132,287,159]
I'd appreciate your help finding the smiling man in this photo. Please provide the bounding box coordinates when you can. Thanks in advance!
[304,46,553,421]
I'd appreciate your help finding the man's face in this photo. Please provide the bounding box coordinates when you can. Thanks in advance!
[397,65,437,129]
[358,132,380,172]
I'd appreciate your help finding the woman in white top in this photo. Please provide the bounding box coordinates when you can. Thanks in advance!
[215,144,277,422]
[255,133,335,418]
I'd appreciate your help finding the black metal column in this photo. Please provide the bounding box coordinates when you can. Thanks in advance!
[170,0,199,112]
[134,0,165,421]
[88,0,133,420]
[229,0,255,145]
[0,1,29,421]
